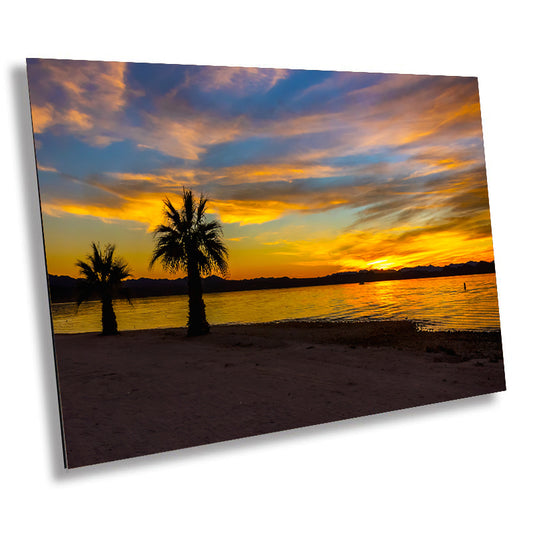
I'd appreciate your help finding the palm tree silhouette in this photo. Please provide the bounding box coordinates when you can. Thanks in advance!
[76,242,132,335]
[150,189,228,336]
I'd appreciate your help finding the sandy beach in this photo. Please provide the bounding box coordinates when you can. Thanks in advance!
[53,321,506,468]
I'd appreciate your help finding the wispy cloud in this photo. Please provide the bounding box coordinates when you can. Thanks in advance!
[183,65,288,94]
[29,60,494,277]
[28,60,128,142]
[36,162,58,173]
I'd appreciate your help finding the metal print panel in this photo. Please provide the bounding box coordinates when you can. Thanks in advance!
[27,59,505,468]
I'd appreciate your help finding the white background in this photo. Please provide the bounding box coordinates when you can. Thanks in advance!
[2,1,532,531]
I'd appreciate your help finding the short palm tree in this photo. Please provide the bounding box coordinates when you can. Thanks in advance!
[150,189,228,336]
[76,242,132,335]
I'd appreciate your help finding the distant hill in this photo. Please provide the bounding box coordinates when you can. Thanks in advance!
[47,260,496,303]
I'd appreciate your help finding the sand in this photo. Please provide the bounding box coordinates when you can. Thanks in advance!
[53,321,506,468]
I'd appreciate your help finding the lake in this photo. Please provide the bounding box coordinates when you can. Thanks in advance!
[50,273,501,334]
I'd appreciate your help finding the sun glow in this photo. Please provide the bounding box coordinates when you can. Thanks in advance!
[28,60,495,280]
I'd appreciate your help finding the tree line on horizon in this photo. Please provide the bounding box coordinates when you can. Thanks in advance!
[75,189,228,337]
[56,259,496,303]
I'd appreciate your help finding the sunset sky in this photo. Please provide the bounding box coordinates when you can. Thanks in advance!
[27,59,495,280]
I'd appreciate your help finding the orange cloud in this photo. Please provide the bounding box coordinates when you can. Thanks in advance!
[208,199,299,225]
[28,59,127,144]
[31,104,55,134]
[30,64,494,279]
[133,112,246,160]
[184,66,288,94]
[36,162,58,173]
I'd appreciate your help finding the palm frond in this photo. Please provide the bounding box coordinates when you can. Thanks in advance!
[197,194,208,222]
[150,189,229,278]
[75,279,96,307]
[75,242,132,304]
[183,188,196,226]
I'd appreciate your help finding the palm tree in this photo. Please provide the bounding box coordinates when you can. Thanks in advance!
[150,189,228,336]
[76,242,132,335]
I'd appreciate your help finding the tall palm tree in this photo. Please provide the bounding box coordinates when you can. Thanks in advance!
[76,242,132,335]
[150,189,228,336]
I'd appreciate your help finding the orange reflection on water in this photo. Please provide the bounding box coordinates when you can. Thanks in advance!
[335,274,499,330]
[52,274,500,334]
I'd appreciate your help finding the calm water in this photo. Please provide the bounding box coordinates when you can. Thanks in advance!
[51,273,501,334]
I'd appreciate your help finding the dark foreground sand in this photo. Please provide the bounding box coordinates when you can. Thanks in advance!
[53,321,506,468]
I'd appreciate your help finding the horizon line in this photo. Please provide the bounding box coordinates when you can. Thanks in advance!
[48,259,495,282]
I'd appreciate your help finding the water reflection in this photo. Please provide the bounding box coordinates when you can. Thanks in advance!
[51,273,501,334]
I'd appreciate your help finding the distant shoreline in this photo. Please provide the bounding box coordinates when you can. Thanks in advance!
[48,261,495,303]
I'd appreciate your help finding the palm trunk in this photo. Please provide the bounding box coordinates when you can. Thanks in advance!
[186,263,209,336]
[101,295,118,335]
